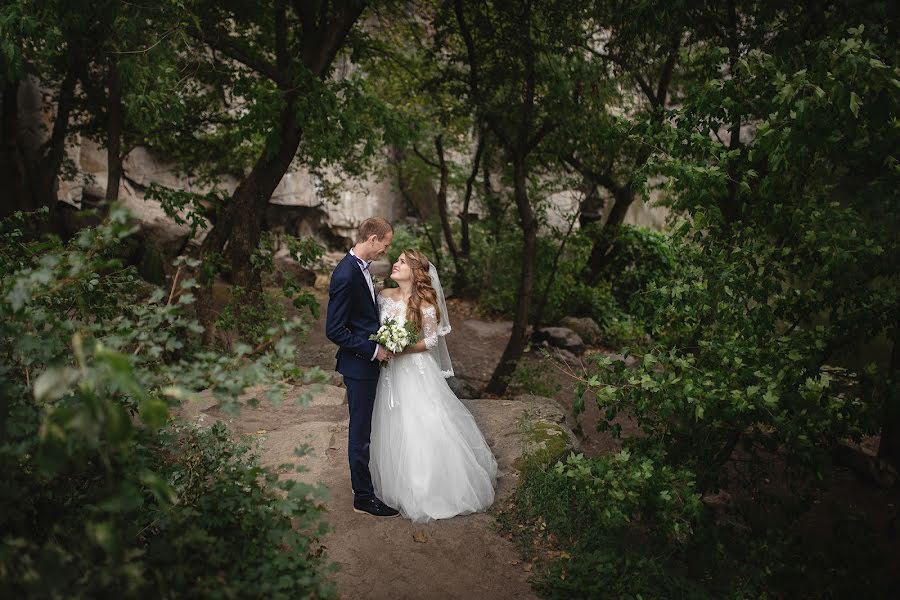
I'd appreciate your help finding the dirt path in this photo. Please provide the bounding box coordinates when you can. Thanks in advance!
[177,290,579,599]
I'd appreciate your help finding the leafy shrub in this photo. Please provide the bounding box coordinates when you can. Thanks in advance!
[0,207,333,598]
[500,449,704,599]
[141,423,333,599]
[583,223,678,320]
[466,220,653,346]
[507,22,898,599]
[216,284,287,345]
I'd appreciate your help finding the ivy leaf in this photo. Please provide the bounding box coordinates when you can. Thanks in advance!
[849,92,860,117]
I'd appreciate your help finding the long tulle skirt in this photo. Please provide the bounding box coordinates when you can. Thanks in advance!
[370,351,497,522]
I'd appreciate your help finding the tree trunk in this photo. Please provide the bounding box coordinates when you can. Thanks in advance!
[195,92,302,341]
[481,151,504,243]
[433,135,460,262]
[24,64,79,233]
[0,81,33,217]
[195,5,365,340]
[485,157,537,395]
[105,57,123,203]
[533,210,578,328]
[587,186,634,281]
[460,127,484,257]
[877,316,900,470]
[578,178,604,230]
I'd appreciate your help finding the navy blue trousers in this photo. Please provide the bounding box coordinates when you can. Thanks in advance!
[344,376,377,500]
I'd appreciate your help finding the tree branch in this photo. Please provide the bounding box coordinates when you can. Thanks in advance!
[634,73,656,105]
[654,36,680,107]
[564,154,622,195]
[412,145,440,169]
[453,0,480,102]
[190,27,286,87]
[461,125,485,256]
[300,2,365,77]
[274,0,289,80]
[434,134,460,261]
[526,120,558,155]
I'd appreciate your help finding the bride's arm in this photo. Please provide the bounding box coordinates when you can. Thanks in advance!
[400,305,439,355]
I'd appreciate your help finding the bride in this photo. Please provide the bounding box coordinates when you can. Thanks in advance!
[370,249,497,522]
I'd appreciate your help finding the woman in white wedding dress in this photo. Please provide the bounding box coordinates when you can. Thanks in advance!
[370,249,497,522]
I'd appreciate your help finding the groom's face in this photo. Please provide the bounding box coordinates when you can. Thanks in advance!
[370,230,393,260]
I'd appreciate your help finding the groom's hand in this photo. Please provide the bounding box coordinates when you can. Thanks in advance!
[376,346,393,361]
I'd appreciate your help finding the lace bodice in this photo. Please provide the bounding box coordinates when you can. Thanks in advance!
[377,294,439,350]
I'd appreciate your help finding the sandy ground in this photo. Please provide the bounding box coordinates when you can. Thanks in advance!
[175,290,583,599]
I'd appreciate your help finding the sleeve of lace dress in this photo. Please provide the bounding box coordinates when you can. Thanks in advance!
[422,306,439,350]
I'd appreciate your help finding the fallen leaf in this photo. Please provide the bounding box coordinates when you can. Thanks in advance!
[523,563,533,572]
[412,530,428,543]
[256,429,267,434]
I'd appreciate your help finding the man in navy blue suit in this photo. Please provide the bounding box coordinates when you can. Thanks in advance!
[325,217,400,517]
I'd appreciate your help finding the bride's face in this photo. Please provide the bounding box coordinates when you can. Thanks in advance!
[391,253,413,283]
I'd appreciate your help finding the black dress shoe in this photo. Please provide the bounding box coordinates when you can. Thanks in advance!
[353,497,400,517]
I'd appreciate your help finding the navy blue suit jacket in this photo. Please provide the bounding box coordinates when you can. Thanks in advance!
[325,253,380,380]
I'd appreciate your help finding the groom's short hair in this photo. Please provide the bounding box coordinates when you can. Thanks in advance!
[356,217,393,242]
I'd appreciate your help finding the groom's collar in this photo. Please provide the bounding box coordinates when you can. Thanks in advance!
[349,249,371,269]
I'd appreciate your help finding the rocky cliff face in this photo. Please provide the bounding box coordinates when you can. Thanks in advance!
[18,77,667,258]
[59,136,407,252]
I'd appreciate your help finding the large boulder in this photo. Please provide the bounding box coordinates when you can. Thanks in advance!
[560,316,602,346]
[549,347,579,364]
[508,394,580,471]
[531,326,584,355]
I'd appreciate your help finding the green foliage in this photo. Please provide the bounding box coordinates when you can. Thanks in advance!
[0,206,333,597]
[139,423,333,599]
[146,183,224,236]
[593,22,900,490]
[385,222,444,271]
[467,220,652,347]
[585,224,679,318]
[510,358,563,398]
[213,230,325,342]
[215,285,287,346]
[500,449,704,599]
[503,6,898,599]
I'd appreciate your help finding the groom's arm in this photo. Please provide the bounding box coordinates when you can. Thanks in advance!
[325,269,378,359]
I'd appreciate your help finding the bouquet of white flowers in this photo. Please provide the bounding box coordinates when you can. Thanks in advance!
[370,318,418,355]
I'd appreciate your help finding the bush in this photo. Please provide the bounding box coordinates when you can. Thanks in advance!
[500,450,704,599]
[466,220,655,346]
[505,23,898,599]
[0,207,334,598]
[216,284,287,345]
[583,223,679,321]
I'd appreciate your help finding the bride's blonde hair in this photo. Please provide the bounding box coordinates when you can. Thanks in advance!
[402,249,442,334]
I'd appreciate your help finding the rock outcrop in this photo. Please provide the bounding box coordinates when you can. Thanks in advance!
[531,326,585,356]
[560,316,602,346]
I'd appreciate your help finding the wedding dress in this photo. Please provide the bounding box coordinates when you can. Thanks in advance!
[369,294,497,522]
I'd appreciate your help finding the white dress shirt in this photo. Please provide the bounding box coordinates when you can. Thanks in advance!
[349,249,380,361]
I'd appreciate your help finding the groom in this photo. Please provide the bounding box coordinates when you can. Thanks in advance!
[325,217,400,518]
